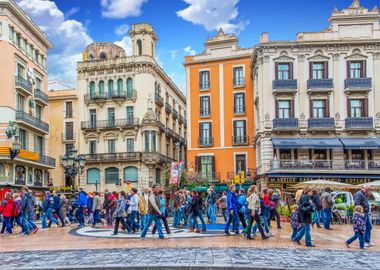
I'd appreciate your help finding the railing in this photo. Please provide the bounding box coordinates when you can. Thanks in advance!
[233,77,245,87]
[165,102,172,113]
[15,75,32,94]
[38,155,56,167]
[165,127,176,138]
[34,89,49,104]
[345,78,372,89]
[126,90,137,100]
[172,109,179,119]
[198,137,213,147]
[189,172,220,183]
[272,79,298,90]
[178,115,184,124]
[271,159,380,171]
[84,152,142,163]
[232,135,249,145]
[273,118,299,130]
[179,137,186,146]
[227,171,254,180]
[307,79,333,90]
[84,93,107,103]
[308,118,335,129]
[345,117,373,129]
[155,94,164,106]
[15,110,49,133]
[159,154,176,164]
[234,105,245,115]
[156,121,165,132]
[200,108,210,117]
[81,118,139,130]
[199,81,210,90]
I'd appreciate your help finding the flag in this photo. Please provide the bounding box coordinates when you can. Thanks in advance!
[170,162,179,185]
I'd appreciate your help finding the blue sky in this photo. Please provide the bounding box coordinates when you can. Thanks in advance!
[17,0,379,92]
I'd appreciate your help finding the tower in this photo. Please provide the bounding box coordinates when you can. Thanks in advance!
[129,23,158,58]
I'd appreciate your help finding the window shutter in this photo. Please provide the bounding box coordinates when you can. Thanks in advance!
[233,121,236,137]
[207,97,211,114]
[363,99,368,117]
[198,122,202,139]
[347,99,351,117]
[289,62,294,80]
[309,62,313,79]
[275,63,279,80]
[346,61,351,78]
[209,122,212,138]
[243,120,247,136]
[275,100,279,118]
[195,156,199,172]
[290,99,295,118]
[211,156,216,174]
[325,99,330,118]
[309,99,314,118]
[199,72,202,87]
[324,61,329,79]
[242,93,246,111]
[362,60,367,78]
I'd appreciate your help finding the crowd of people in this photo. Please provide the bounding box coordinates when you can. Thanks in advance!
[0,183,377,250]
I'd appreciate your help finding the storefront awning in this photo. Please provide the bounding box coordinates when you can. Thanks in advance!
[340,138,380,150]
[272,138,343,149]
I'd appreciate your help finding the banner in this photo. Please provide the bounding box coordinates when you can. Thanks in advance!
[170,162,179,185]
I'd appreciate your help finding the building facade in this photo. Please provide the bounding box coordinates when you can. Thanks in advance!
[48,84,79,189]
[0,0,54,196]
[184,29,255,184]
[77,23,186,192]
[253,0,380,192]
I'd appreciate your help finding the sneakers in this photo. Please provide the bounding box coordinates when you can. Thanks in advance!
[364,242,375,247]
[33,227,39,234]
[306,244,316,247]
[345,242,350,248]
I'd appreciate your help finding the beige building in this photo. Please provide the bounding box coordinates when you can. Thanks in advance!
[77,23,186,192]
[48,81,79,188]
[0,0,54,196]
[252,0,380,192]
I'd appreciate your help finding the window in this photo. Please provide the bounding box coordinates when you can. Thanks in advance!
[200,96,210,116]
[108,139,116,153]
[99,80,105,96]
[348,61,365,79]
[126,106,134,123]
[107,108,115,126]
[16,94,24,111]
[124,167,138,182]
[35,105,42,120]
[99,52,107,59]
[199,71,210,89]
[199,156,214,179]
[144,131,157,152]
[234,93,245,114]
[349,99,367,118]
[126,138,134,152]
[34,135,44,155]
[89,140,96,154]
[89,81,95,98]
[87,168,100,184]
[126,78,133,97]
[19,129,27,150]
[65,143,74,154]
[65,122,74,140]
[16,33,21,48]
[235,154,246,174]
[233,67,244,86]
[105,167,119,184]
[313,149,327,160]
[137,39,142,55]
[311,100,326,118]
[277,100,291,118]
[17,63,24,77]
[199,122,212,145]
[276,63,292,80]
[351,150,364,160]
[117,79,123,94]
[108,80,114,97]
[233,120,246,143]
[279,149,292,160]
[89,109,96,128]
[311,62,327,79]
[65,102,73,118]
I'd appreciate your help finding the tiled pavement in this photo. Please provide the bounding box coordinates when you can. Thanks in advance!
[0,247,379,270]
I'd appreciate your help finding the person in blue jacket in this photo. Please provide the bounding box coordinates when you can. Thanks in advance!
[42,191,59,229]
[225,184,239,235]
[77,188,88,227]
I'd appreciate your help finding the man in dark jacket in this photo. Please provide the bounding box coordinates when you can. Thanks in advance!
[77,188,88,227]
[20,187,38,234]
[354,185,373,247]
[42,191,59,228]
[320,187,334,229]
[52,191,65,227]
[225,184,239,235]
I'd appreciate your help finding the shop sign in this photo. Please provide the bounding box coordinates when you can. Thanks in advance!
[269,177,374,184]
[50,186,72,192]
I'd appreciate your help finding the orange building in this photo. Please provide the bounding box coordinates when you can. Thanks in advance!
[184,29,255,184]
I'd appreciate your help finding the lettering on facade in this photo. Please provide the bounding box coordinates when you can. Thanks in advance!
[269,177,374,185]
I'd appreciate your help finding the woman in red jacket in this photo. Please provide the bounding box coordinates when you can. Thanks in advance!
[0,192,14,235]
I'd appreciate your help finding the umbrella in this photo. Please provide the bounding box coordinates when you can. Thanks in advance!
[292,179,355,190]
[358,180,380,190]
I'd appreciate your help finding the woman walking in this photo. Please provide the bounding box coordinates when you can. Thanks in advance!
[60,195,71,226]
[112,191,131,235]
[246,185,269,240]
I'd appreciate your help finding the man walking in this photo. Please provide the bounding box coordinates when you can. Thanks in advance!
[320,187,334,230]
[92,192,102,227]
[141,184,164,239]
[207,186,217,224]
[354,185,374,247]
[225,184,239,235]
[52,190,65,227]
[138,189,148,229]
[128,188,140,233]
[77,188,87,228]
[20,187,38,234]
[42,191,59,229]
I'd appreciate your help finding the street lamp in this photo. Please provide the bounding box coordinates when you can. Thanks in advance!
[61,149,86,204]
[174,142,180,161]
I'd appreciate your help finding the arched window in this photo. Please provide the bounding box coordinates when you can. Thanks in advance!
[124,166,138,182]
[126,78,133,97]
[117,79,123,95]
[105,167,119,184]
[137,39,142,55]
[99,52,107,59]
[99,80,105,96]
[89,81,95,99]
[87,168,100,184]
[108,80,114,98]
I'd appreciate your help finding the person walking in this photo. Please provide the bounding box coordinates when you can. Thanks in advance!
[92,192,102,227]
[60,195,71,226]
[20,187,38,234]
[77,188,87,228]
[269,190,282,229]
[141,184,164,239]
[320,187,334,230]
[172,189,182,227]
[188,190,203,233]
[52,191,65,227]
[42,191,59,229]
[127,188,140,233]
[237,189,248,233]
[311,189,322,228]
[246,185,269,240]
[218,192,228,222]
[153,190,171,234]
[112,191,130,235]
[293,188,316,247]
[225,184,239,235]
[103,190,115,226]
[345,205,366,249]
[0,192,14,235]
[206,186,217,224]
[290,205,301,241]
[138,189,148,229]
[87,193,94,225]
[354,185,374,247]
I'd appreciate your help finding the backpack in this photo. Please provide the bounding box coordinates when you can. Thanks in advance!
[13,200,21,217]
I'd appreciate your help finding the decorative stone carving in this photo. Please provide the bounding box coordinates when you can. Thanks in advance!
[345,53,368,60]
[307,54,330,61]
[339,25,373,39]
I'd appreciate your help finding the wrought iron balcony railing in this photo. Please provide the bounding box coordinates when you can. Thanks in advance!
[271,159,380,171]
[345,78,372,90]
[307,79,333,90]
[198,137,213,147]
[15,110,49,133]
[345,117,373,129]
[81,118,139,130]
[308,118,335,130]
[273,118,299,130]
[15,75,32,95]
[272,79,298,91]
[34,89,49,104]
[232,135,249,145]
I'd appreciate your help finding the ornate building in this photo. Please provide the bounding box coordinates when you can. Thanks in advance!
[0,0,54,196]
[252,0,380,191]
[77,23,186,192]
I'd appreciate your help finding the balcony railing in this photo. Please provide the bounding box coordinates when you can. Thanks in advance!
[178,115,184,124]
[159,154,176,164]
[345,117,373,130]
[200,108,210,117]
[34,89,49,104]
[84,152,142,163]
[155,94,164,106]
[233,77,245,87]
[156,121,165,132]
[272,79,298,91]
[232,135,249,145]
[172,109,179,119]
[189,172,220,183]
[81,118,139,130]
[165,102,172,113]
[308,118,335,130]
[234,105,245,115]
[198,137,213,147]
[38,155,56,167]
[15,110,49,133]
[271,159,380,171]
[273,118,299,130]
[165,127,176,138]
[307,79,333,90]
[15,75,32,95]
[15,179,26,186]
[345,78,372,90]
[126,90,137,100]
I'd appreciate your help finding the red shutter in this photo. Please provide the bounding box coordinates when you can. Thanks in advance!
[362,60,367,78]
[324,61,329,79]
[347,99,351,117]
[310,99,314,118]
[289,62,294,80]
[275,100,279,118]
[325,99,330,118]
[363,99,368,117]
[309,62,313,79]
[290,99,295,118]
[347,61,351,78]
[275,63,279,80]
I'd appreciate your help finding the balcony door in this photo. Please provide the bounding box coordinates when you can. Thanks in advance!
[233,120,246,143]
[126,106,134,124]
[65,122,74,140]
[197,156,214,180]
[199,122,212,145]
[89,140,96,155]
[233,67,244,86]
[235,154,246,174]
[276,100,293,118]
[108,108,115,127]
[65,101,73,118]
[16,94,25,111]
[348,99,367,118]
[126,138,134,152]
[275,63,293,80]
[310,62,328,79]
[311,100,328,118]
[89,109,96,128]
[108,139,116,153]
[348,61,366,79]
[34,135,44,156]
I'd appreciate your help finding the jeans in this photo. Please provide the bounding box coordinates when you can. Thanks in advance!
[141,214,164,238]
[128,210,140,231]
[189,212,206,231]
[346,231,365,248]
[364,213,372,243]
[237,211,247,229]
[207,204,217,223]
[313,210,321,226]
[291,227,299,241]
[225,210,239,232]
[153,214,171,234]
[55,208,65,226]
[181,207,188,225]
[77,206,85,227]
[294,223,312,246]
[93,210,101,225]
[247,210,265,239]
[42,208,59,228]
[106,208,114,226]
[140,214,147,229]
[173,208,181,227]
[270,208,281,228]
[221,208,228,222]
[113,217,130,234]
[1,216,12,234]
[323,208,332,229]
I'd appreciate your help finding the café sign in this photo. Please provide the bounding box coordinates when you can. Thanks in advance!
[269,177,374,185]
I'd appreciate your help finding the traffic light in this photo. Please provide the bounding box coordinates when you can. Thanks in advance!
[9,148,19,160]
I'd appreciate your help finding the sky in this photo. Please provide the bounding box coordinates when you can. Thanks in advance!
[17,0,380,93]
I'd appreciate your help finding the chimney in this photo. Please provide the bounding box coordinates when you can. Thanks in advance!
[260,32,269,43]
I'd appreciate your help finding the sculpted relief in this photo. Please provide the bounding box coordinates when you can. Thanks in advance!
[339,24,373,39]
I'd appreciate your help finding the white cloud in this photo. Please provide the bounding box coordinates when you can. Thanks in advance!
[101,0,148,19]
[65,7,80,19]
[184,46,196,56]
[114,36,132,56]
[115,24,130,36]
[177,0,249,34]
[169,49,178,60]
[17,0,93,87]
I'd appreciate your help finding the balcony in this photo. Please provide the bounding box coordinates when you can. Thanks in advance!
[38,155,56,168]
[270,159,380,171]
[272,79,298,93]
[165,127,176,138]
[172,109,179,119]
[200,108,210,118]
[345,117,373,130]
[232,135,249,146]
[273,118,299,131]
[62,132,76,142]
[156,121,165,132]
[84,93,107,105]
[15,179,26,186]
[81,118,139,131]
[233,77,245,88]
[84,152,141,163]
[307,79,333,92]
[34,181,43,187]
[15,75,32,96]
[199,81,210,91]
[234,105,246,115]
[165,102,172,114]
[189,172,220,183]
[159,154,176,164]
[179,137,186,146]
[198,137,213,147]
[15,110,49,133]
[308,118,335,131]
[178,115,184,124]
[345,78,372,92]
[142,152,161,165]
[155,94,164,107]
[125,90,137,101]
[34,89,49,105]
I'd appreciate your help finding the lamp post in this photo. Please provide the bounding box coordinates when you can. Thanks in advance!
[174,142,180,161]
[61,149,86,204]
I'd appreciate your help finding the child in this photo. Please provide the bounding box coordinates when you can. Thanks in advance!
[290,205,301,241]
[345,205,366,249]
